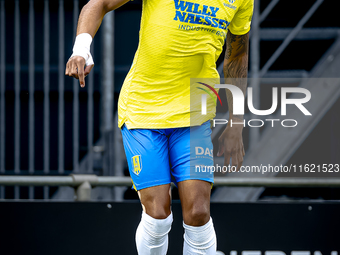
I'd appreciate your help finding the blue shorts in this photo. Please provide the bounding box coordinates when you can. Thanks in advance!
[121,121,214,191]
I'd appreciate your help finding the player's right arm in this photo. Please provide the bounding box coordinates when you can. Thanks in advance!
[65,0,130,87]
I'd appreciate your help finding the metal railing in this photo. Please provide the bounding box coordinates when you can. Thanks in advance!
[215,0,334,148]
[0,175,339,201]
[0,0,112,200]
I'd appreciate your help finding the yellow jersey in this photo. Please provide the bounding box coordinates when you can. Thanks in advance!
[118,0,254,129]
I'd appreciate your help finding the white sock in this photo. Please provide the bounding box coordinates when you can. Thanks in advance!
[135,211,173,255]
[183,217,216,255]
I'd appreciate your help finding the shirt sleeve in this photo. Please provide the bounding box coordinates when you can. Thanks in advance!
[228,0,254,35]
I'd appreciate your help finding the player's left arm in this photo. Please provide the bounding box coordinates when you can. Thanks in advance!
[216,30,249,171]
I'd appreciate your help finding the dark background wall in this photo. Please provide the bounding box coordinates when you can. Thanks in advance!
[1,201,339,254]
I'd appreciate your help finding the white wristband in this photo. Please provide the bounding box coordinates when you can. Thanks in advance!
[71,33,94,66]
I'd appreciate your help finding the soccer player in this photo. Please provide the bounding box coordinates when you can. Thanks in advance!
[65,0,253,254]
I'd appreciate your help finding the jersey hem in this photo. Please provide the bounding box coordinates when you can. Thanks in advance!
[119,119,212,130]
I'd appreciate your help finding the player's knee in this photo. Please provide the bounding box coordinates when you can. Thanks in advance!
[185,205,210,226]
[141,194,171,219]
[146,206,171,220]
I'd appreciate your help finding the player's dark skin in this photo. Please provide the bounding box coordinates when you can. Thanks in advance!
[217,30,248,172]
[138,180,211,226]
[65,0,248,226]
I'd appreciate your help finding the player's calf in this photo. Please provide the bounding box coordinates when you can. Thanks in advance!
[183,217,216,254]
[178,180,216,254]
[135,211,173,255]
[135,184,172,254]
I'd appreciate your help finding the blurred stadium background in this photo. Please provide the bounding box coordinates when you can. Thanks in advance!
[0,0,340,254]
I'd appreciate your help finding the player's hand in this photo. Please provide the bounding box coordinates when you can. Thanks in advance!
[65,56,94,88]
[216,121,245,172]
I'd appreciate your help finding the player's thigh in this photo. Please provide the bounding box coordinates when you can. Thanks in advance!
[138,184,172,219]
[177,180,211,226]
[121,125,172,219]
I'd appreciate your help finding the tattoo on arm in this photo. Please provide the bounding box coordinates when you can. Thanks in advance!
[226,31,237,60]
[224,30,249,120]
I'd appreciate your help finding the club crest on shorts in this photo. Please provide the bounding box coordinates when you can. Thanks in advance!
[132,155,142,175]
